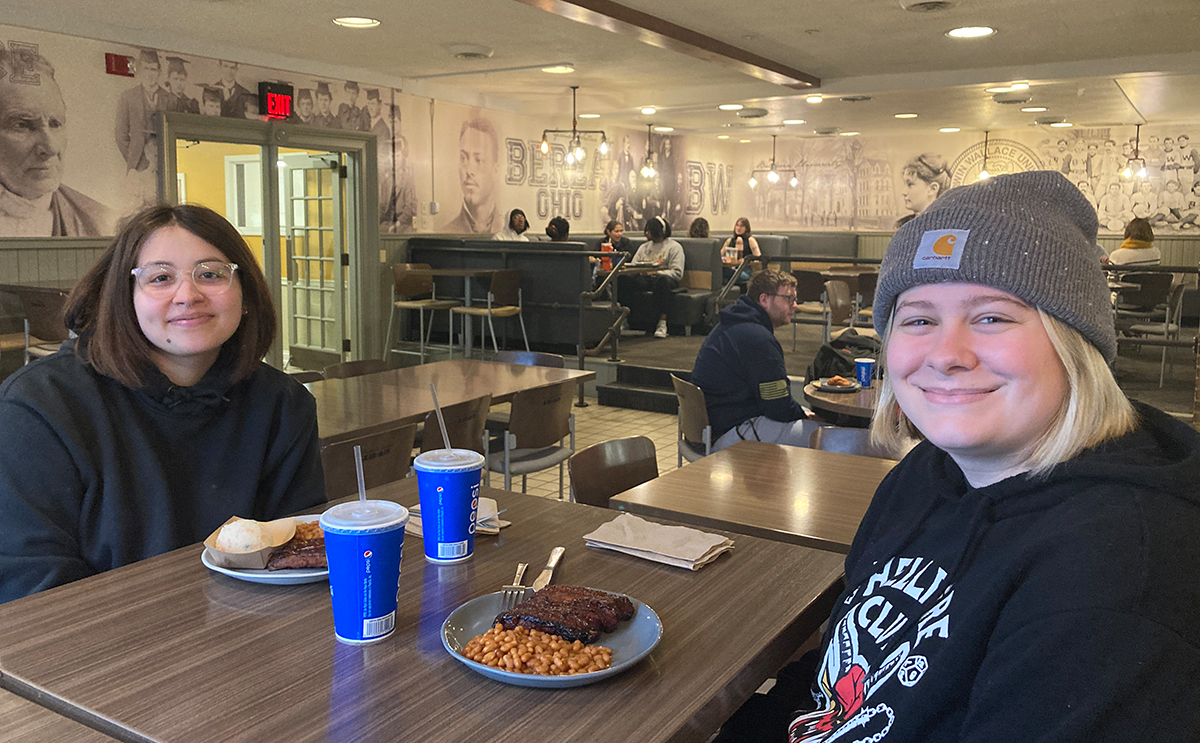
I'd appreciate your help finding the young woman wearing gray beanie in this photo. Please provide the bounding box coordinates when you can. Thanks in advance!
[716,170,1200,743]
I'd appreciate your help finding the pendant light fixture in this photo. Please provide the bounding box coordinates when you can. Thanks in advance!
[978,131,991,180]
[539,86,608,166]
[748,135,797,189]
[1121,123,1147,180]
[640,124,657,179]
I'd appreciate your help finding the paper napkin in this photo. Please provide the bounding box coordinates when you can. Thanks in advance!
[582,513,733,570]
[405,497,510,538]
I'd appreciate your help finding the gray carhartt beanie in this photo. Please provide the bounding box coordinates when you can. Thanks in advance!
[873,170,1116,362]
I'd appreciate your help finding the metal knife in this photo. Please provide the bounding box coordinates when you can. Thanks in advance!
[530,547,565,591]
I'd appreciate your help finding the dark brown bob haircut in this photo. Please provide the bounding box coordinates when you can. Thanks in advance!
[64,204,275,387]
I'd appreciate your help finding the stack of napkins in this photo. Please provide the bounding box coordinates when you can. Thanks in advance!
[582,513,733,570]
[406,497,509,538]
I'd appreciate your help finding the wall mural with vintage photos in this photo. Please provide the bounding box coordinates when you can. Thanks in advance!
[0,24,1196,240]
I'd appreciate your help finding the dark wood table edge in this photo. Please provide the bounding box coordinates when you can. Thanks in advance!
[610,500,853,555]
[1,675,141,743]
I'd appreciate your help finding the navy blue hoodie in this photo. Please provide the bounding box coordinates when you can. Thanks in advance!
[691,295,806,439]
[790,402,1200,742]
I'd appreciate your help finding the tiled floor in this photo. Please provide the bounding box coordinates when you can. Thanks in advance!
[489,397,681,500]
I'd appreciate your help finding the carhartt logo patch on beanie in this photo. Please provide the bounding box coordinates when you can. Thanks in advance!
[874,170,1117,362]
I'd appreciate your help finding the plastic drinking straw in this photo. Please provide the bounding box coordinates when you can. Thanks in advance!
[353,444,367,503]
[429,384,451,450]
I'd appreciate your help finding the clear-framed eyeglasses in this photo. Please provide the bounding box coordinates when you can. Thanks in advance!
[130,261,239,296]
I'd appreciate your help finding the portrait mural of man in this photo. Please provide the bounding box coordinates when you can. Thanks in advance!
[312,82,338,129]
[291,89,314,125]
[338,81,370,132]
[114,49,160,173]
[216,60,251,118]
[0,47,111,236]
[199,85,222,117]
[162,56,198,114]
[441,117,504,234]
[381,104,417,234]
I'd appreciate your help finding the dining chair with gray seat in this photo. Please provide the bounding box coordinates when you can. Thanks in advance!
[790,269,827,351]
[1124,278,1188,388]
[670,373,712,467]
[486,380,575,498]
[418,393,492,455]
[320,423,418,500]
[484,350,566,435]
[567,436,658,508]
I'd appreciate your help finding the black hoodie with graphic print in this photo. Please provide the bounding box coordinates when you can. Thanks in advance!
[790,401,1200,742]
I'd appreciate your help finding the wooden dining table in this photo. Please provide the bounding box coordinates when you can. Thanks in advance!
[308,359,595,445]
[0,480,845,743]
[1,689,118,742]
[610,440,896,553]
[803,381,880,427]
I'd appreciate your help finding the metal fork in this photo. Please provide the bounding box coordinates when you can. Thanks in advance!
[500,563,529,611]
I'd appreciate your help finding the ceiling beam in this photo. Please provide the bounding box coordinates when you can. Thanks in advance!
[512,0,820,90]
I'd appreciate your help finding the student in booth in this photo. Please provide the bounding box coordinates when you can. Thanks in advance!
[492,208,530,241]
[715,171,1200,742]
[0,204,325,604]
[619,216,683,338]
[1108,217,1160,266]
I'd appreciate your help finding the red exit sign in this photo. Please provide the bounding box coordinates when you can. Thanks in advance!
[258,81,293,121]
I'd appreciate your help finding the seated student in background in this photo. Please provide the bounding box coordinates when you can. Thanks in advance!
[492,208,530,241]
[545,215,570,241]
[618,216,684,338]
[0,204,326,604]
[714,171,1200,743]
[1108,217,1160,266]
[688,217,710,238]
[721,217,761,286]
[691,269,817,451]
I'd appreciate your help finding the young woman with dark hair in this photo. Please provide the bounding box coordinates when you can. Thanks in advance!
[0,204,325,603]
[720,217,761,286]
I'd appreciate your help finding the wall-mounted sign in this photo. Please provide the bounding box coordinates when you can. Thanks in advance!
[258,81,293,120]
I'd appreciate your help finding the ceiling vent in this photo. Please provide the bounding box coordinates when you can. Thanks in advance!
[898,0,956,11]
[737,107,769,118]
[814,127,840,136]
[1034,116,1065,126]
[840,95,872,103]
[446,43,494,60]
[992,90,1033,105]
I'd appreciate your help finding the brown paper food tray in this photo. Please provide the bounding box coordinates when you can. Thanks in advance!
[203,516,297,570]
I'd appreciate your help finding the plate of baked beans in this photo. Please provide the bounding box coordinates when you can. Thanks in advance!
[441,589,662,688]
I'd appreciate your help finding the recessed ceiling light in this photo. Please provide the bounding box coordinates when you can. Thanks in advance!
[578,113,600,119]
[653,126,674,132]
[718,104,744,111]
[541,65,575,74]
[1049,121,1073,128]
[894,113,919,119]
[838,131,860,136]
[947,26,995,38]
[717,135,730,139]
[333,16,380,28]
[640,106,657,115]
[985,86,1012,94]
[782,119,806,125]
[1020,106,1047,113]
[1010,82,1029,90]
[739,139,751,143]
[806,95,823,103]
[939,127,961,133]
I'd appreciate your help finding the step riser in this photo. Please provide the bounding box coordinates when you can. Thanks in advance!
[596,385,679,414]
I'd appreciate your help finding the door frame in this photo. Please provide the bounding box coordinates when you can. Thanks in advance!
[156,112,381,366]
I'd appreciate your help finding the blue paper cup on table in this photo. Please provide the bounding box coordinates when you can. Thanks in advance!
[855,358,875,388]
[413,448,486,564]
[320,500,409,644]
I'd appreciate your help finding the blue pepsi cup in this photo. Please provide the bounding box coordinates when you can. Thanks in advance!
[413,449,485,564]
[855,358,875,388]
[319,500,409,644]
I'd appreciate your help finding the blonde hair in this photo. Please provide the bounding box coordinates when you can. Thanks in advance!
[869,309,1137,477]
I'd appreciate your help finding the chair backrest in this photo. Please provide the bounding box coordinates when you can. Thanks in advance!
[568,436,658,508]
[670,374,710,445]
[825,280,854,325]
[420,394,492,454]
[809,426,893,459]
[18,289,70,342]
[392,263,434,299]
[856,272,878,306]
[288,370,324,384]
[321,423,418,500]
[507,381,575,449]
[490,350,565,368]
[792,271,826,304]
[1119,272,1173,310]
[323,359,389,379]
[488,269,523,307]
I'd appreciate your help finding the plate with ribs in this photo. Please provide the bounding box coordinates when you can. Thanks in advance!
[441,586,662,688]
[200,515,328,585]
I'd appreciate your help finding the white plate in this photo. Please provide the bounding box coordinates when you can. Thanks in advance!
[817,378,862,393]
[200,515,328,585]
[441,590,662,688]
